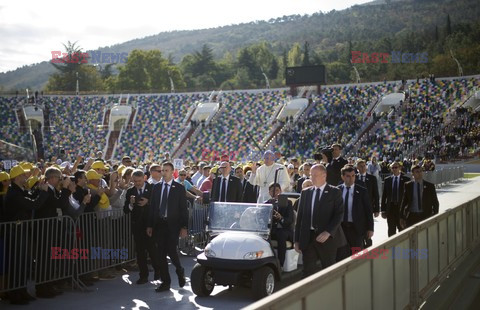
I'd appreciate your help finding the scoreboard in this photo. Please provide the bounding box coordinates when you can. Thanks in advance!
[285,65,326,86]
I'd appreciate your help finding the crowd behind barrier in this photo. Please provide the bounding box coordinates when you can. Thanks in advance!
[0,203,213,293]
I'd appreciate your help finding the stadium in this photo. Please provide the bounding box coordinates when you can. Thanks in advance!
[1,0,480,309]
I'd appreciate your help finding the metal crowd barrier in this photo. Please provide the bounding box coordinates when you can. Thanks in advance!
[0,216,77,293]
[1,203,210,293]
[178,201,209,256]
[423,166,465,186]
[74,210,135,288]
[245,192,480,310]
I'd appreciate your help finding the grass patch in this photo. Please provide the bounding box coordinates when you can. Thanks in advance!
[464,173,480,179]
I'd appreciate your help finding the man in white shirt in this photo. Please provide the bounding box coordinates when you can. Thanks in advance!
[249,150,290,203]
[191,162,206,186]
[147,164,162,185]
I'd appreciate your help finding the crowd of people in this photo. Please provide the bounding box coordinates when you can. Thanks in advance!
[0,139,445,304]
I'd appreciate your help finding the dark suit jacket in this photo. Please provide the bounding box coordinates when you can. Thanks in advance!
[243,182,258,203]
[295,184,345,250]
[381,174,410,213]
[400,180,439,220]
[147,180,188,231]
[337,184,374,235]
[4,183,48,221]
[35,186,71,219]
[296,176,309,193]
[211,175,243,202]
[356,173,380,213]
[265,198,294,230]
[328,157,348,186]
[124,182,152,231]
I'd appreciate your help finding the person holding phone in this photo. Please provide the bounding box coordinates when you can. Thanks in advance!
[265,183,294,269]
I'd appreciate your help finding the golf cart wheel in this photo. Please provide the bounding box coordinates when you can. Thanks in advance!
[252,266,275,300]
[191,263,214,297]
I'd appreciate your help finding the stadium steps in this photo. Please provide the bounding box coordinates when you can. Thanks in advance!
[105,130,120,160]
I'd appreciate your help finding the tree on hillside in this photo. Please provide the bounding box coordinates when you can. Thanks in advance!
[115,49,184,92]
[46,41,104,92]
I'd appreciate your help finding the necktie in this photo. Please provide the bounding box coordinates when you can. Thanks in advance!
[221,178,227,202]
[343,186,350,222]
[362,175,365,183]
[139,188,143,197]
[393,177,398,203]
[417,182,422,212]
[312,188,321,228]
[159,183,169,217]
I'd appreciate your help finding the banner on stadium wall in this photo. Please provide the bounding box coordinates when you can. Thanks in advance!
[3,160,12,170]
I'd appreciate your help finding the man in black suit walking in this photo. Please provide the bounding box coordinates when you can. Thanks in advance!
[381,162,410,236]
[211,161,243,202]
[355,159,380,217]
[124,169,160,284]
[400,165,439,228]
[328,143,348,186]
[294,164,346,278]
[146,162,189,292]
[337,165,374,257]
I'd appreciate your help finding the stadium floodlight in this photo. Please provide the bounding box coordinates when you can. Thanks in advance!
[450,49,463,77]
[350,60,361,83]
[76,72,79,95]
[261,67,270,89]
[168,71,175,93]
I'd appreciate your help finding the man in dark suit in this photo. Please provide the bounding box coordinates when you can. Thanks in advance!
[265,183,294,268]
[146,162,189,292]
[328,143,348,186]
[294,164,346,278]
[35,167,72,298]
[124,169,160,284]
[211,161,243,202]
[381,162,410,237]
[355,159,380,215]
[400,165,439,228]
[296,162,312,193]
[243,170,259,203]
[4,165,49,304]
[337,165,374,258]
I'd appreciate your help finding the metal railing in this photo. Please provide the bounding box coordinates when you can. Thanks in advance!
[1,204,209,293]
[244,195,480,310]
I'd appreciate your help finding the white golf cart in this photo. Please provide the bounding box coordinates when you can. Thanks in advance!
[191,201,299,300]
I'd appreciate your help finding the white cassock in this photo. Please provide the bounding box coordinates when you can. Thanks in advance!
[248,163,291,203]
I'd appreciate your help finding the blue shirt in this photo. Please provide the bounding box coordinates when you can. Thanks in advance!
[176,178,193,191]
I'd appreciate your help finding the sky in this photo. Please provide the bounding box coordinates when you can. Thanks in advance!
[0,0,372,73]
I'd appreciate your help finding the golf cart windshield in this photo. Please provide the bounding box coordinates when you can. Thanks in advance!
[208,202,273,234]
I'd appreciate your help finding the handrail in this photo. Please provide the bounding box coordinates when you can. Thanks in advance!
[245,178,478,310]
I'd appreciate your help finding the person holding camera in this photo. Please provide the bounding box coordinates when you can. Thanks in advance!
[124,169,160,284]
[265,183,293,269]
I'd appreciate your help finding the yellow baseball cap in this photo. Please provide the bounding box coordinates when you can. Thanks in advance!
[210,166,219,174]
[26,176,39,190]
[20,162,34,172]
[86,169,102,180]
[117,164,126,176]
[0,171,10,182]
[91,161,107,170]
[9,165,26,179]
